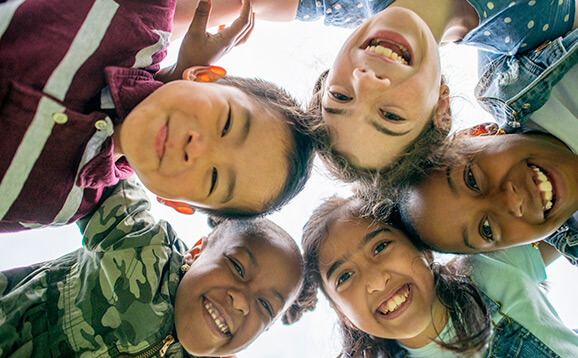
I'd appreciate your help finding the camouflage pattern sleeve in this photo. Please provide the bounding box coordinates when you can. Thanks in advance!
[1,178,189,357]
[78,178,173,252]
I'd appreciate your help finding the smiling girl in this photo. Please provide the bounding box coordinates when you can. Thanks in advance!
[302,0,577,186]
[399,131,578,260]
[286,196,578,357]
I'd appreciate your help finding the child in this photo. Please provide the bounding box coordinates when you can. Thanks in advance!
[0,0,314,232]
[286,196,578,357]
[302,0,576,187]
[0,178,304,357]
[398,131,578,260]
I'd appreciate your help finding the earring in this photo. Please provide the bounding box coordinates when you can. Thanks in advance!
[531,242,540,249]
[181,263,190,273]
[441,86,450,99]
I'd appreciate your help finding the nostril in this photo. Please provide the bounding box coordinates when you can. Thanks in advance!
[187,135,192,143]
[184,153,188,162]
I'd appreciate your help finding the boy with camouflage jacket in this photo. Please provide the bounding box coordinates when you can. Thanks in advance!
[0,178,304,357]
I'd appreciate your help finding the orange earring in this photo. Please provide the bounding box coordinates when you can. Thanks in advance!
[156,197,195,215]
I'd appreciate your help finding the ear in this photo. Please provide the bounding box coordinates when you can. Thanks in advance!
[156,197,195,215]
[183,237,208,265]
[433,84,451,129]
[423,250,434,266]
[182,65,227,83]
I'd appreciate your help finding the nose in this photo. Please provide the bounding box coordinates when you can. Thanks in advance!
[365,266,390,293]
[183,130,209,166]
[352,67,391,92]
[228,289,250,316]
[497,181,523,217]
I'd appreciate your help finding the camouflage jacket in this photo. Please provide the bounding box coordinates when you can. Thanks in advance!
[0,179,190,357]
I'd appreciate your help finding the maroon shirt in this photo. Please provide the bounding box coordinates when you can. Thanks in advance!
[0,0,173,232]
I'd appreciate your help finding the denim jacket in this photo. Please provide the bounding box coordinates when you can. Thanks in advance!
[480,293,559,358]
[475,28,578,267]
[475,28,578,131]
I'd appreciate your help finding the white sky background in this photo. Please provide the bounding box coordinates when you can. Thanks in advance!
[1,18,577,357]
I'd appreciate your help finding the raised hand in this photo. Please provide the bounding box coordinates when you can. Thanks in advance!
[157,0,254,82]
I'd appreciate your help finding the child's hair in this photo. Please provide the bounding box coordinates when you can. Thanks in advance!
[197,76,315,219]
[284,196,492,357]
[305,71,452,192]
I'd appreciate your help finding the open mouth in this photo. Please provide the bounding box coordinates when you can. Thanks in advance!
[376,284,411,318]
[362,38,411,65]
[529,164,556,216]
[203,297,231,336]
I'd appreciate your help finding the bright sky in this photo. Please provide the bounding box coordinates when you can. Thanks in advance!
[1,18,577,358]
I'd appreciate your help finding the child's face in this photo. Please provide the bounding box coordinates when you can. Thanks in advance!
[318,216,443,346]
[405,134,578,253]
[321,7,444,170]
[174,232,302,356]
[117,81,290,213]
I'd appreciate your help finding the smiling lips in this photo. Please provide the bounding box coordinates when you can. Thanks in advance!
[377,284,411,317]
[365,39,411,65]
[529,164,556,214]
[204,298,231,335]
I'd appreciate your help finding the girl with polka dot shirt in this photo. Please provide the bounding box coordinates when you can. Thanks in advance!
[302,0,576,190]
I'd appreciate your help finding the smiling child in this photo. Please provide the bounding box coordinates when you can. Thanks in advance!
[287,196,578,357]
[399,132,578,258]
[0,178,304,357]
[301,0,577,186]
[0,0,314,232]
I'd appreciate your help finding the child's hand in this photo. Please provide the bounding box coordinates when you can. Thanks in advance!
[170,0,254,81]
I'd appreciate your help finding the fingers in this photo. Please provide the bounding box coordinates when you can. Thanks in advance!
[235,12,255,45]
[188,0,212,36]
[217,0,253,47]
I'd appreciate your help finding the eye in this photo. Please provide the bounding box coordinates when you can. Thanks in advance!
[209,168,218,196]
[228,257,244,278]
[336,271,353,287]
[479,217,494,243]
[464,164,480,191]
[222,107,232,137]
[329,91,352,102]
[259,298,274,318]
[380,111,404,122]
[373,241,389,255]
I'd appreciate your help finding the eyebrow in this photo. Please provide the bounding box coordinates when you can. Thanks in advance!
[322,106,409,137]
[324,227,391,282]
[240,246,258,267]
[445,166,458,195]
[462,227,477,250]
[449,167,479,251]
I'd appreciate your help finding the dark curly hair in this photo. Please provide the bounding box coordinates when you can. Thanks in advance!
[285,196,492,357]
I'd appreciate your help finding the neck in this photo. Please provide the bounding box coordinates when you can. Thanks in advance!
[112,126,124,162]
[391,0,479,43]
[397,298,448,349]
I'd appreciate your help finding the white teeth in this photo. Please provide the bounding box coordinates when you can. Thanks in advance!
[382,287,410,314]
[530,165,554,213]
[365,44,408,65]
[204,301,230,334]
